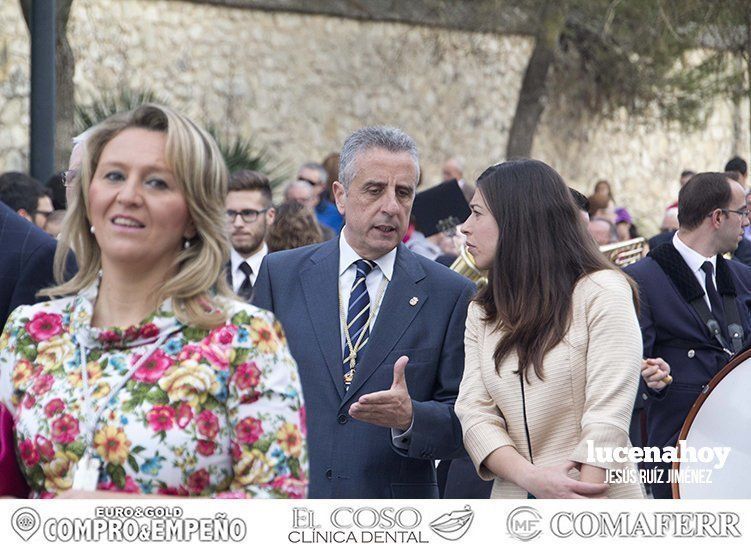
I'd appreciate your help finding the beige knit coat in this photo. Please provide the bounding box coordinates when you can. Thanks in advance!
[455,270,645,499]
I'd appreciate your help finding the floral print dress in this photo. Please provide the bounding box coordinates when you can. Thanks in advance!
[0,283,307,498]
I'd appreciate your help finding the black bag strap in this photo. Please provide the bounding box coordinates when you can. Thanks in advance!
[723,293,744,354]
[688,296,739,356]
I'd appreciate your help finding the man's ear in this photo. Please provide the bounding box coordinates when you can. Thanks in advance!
[16,209,33,222]
[332,181,347,215]
[708,209,722,229]
[266,206,276,226]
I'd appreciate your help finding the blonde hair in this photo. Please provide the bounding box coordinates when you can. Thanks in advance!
[42,104,233,329]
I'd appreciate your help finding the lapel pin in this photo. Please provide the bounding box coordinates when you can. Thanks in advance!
[409,297,419,306]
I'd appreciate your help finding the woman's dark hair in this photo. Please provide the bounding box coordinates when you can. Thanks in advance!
[46,172,67,210]
[593,179,613,198]
[587,192,615,218]
[267,202,324,252]
[474,159,637,381]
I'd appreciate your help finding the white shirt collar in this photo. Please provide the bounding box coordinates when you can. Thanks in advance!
[338,227,396,280]
[230,243,268,275]
[673,232,716,273]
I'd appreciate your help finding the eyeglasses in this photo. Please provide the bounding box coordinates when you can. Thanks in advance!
[298,176,323,186]
[33,210,53,226]
[61,169,79,188]
[709,208,750,218]
[226,208,270,223]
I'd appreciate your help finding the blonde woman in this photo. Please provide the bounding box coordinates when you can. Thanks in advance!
[0,104,307,498]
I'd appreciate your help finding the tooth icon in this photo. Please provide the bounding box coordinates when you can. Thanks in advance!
[429,505,474,541]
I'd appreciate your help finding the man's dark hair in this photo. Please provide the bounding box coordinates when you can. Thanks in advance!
[228,170,272,206]
[725,170,742,182]
[724,156,747,176]
[0,171,44,214]
[569,188,589,213]
[678,172,734,230]
[680,170,695,179]
[46,172,67,210]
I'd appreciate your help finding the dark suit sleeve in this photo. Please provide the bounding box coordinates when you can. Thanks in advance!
[733,239,751,267]
[252,255,274,312]
[627,267,669,399]
[8,240,56,317]
[399,280,475,460]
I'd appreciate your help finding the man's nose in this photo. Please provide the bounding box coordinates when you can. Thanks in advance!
[232,213,245,227]
[381,191,400,215]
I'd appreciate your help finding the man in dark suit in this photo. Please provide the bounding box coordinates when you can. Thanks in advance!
[254,126,474,499]
[224,170,275,301]
[626,172,751,499]
[0,201,58,331]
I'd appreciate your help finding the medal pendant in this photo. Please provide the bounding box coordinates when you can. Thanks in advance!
[72,454,102,491]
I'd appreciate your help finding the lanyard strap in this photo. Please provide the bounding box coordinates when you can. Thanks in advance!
[76,327,181,453]
[338,275,388,363]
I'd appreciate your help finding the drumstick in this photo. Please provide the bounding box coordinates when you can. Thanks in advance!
[644,359,673,384]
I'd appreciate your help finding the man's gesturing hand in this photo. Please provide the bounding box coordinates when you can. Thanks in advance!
[349,356,413,430]
[642,357,672,391]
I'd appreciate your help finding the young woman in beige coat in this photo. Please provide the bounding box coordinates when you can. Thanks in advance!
[455,160,644,499]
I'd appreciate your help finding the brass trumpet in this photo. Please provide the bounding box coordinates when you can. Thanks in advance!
[450,245,488,287]
[600,237,646,268]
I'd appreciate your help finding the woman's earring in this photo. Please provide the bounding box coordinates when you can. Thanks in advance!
[183,239,190,249]
[89,226,95,234]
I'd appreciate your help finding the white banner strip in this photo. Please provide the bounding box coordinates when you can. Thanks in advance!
[0,499,748,544]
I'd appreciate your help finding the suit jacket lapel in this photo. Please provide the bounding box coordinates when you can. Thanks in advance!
[649,243,719,341]
[300,239,346,398]
[342,244,427,405]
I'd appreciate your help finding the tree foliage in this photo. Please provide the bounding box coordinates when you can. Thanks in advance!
[505,0,736,157]
[74,88,288,187]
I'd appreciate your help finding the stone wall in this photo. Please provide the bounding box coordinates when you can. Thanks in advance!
[1,0,748,235]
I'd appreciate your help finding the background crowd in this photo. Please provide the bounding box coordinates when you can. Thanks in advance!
[1,101,749,501]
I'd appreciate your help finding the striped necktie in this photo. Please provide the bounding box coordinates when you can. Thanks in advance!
[343,259,376,388]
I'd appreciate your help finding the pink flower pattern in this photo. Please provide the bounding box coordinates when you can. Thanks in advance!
[0,295,307,498]
[50,413,79,444]
[146,405,176,432]
[24,312,63,342]
[43,398,65,418]
[133,350,173,383]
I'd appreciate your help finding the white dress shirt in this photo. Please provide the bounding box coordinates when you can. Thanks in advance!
[230,244,268,293]
[672,232,718,311]
[338,230,396,352]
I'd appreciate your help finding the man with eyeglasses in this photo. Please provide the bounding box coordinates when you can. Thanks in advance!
[224,170,275,301]
[0,172,53,231]
[298,162,343,233]
[626,172,751,499]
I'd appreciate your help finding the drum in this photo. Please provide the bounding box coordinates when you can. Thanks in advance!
[673,348,751,498]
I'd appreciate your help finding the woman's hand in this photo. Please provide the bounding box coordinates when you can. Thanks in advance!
[523,461,608,499]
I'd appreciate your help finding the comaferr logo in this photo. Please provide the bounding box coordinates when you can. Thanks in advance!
[429,506,474,541]
[507,506,542,542]
[550,511,741,538]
